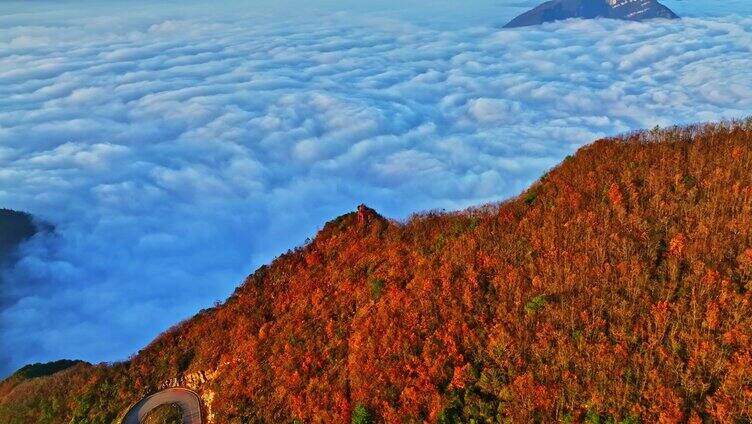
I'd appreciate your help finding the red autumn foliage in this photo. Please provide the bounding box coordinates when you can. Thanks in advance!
[2,121,752,423]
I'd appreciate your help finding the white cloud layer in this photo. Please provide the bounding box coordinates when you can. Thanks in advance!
[0,2,750,375]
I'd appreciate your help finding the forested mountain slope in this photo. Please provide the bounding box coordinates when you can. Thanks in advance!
[1,121,751,423]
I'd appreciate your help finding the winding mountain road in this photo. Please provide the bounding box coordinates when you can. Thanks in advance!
[121,388,202,424]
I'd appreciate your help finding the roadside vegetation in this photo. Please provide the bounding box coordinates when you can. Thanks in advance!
[142,403,182,424]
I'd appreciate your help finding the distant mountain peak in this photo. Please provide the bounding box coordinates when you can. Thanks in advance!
[504,0,679,28]
[0,209,37,264]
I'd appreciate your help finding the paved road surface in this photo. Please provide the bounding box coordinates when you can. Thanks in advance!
[121,388,202,424]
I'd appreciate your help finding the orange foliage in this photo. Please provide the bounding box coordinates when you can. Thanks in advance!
[3,121,752,423]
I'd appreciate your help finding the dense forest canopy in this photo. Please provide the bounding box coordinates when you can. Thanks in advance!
[1,120,751,423]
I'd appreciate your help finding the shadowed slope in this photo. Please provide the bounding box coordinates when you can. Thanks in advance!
[12,360,87,380]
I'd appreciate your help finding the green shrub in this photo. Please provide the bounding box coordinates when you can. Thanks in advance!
[351,404,372,424]
[450,217,480,237]
[620,415,640,424]
[585,410,601,424]
[524,294,547,313]
[583,411,639,424]
[523,189,539,205]
[368,278,385,299]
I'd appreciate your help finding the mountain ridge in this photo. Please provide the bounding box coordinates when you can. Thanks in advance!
[1,120,752,423]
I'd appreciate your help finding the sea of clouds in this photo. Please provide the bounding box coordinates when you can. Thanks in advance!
[0,0,751,375]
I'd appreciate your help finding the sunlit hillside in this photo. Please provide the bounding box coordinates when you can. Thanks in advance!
[1,120,751,423]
